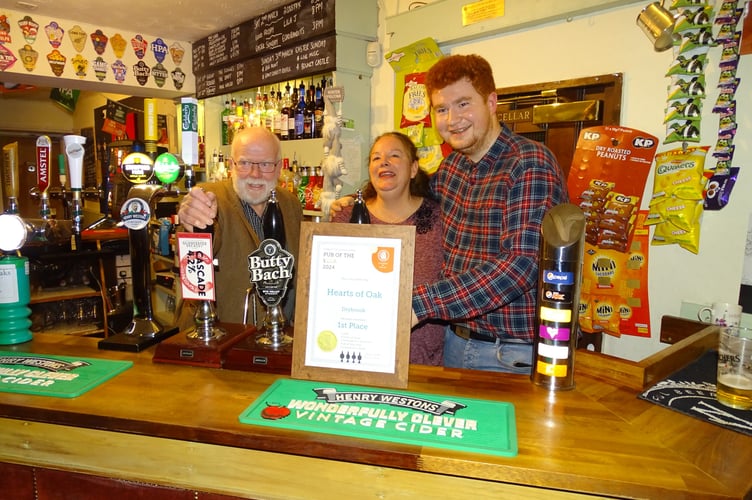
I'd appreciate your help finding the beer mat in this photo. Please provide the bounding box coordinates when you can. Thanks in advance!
[639,350,752,436]
[0,351,133,398]
[239,378,517,457]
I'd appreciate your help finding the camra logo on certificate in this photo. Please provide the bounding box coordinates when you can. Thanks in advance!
[292,223,415,389]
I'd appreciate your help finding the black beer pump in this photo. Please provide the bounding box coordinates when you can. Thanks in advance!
[98,153,181,352]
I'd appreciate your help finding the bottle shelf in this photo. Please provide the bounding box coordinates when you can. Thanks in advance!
[30,285,100,305]
[34,323,104,337]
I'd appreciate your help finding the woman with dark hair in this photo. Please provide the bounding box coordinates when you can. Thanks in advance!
[331,132,446,365]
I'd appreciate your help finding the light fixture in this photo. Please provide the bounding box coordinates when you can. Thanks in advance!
[636,1,677,52]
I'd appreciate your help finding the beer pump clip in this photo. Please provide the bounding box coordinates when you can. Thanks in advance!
[176,227,226,342]
[2,141,20,214]
[248,189,294,348]
[36,136,52,222]
[248,240,294,348]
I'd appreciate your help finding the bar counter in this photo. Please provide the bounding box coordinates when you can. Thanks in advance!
[0,331,749,499]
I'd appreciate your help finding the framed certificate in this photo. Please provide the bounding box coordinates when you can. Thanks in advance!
[291,222,415,389]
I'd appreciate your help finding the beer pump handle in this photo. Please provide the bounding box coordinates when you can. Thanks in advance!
[262,189,286,248]
[350,189,370,224]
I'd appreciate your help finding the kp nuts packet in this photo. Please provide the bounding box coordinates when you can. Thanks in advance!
[568,126,658,254]
[567,126,658,338]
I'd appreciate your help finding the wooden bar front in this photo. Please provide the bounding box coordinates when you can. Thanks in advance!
[0,329,749,499]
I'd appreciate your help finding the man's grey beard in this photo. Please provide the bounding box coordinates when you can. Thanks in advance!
[232,176,276,207]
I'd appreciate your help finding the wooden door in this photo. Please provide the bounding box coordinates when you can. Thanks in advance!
[496,73,623,179]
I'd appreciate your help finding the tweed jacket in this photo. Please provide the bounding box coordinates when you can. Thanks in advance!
[179,179,302,327]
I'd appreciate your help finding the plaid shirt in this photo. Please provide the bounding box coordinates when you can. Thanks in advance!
[412,124,569,341]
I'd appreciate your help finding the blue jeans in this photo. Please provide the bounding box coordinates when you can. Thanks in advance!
[443,326,533,374]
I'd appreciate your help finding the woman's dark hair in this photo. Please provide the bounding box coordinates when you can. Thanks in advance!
[361,131,432,200]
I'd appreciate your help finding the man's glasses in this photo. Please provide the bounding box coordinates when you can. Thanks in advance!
[232,159,278,173]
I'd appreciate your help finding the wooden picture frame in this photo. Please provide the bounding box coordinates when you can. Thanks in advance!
[291,221,415,389]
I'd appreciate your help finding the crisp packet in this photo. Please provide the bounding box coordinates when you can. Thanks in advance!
[669,0,713,9]
[715,1,742,24]
[664,97,702,123]
[667,75,706,100]
[677,29,715,53]
[674,6,713,32]
[665,119,701,144]
[662,198,703,231]
[400,72,432,129]
[712,144,734,162]
[666,53,707,76]
[649,146,709,205]
[651,219,701,254]
[674,5,714,31]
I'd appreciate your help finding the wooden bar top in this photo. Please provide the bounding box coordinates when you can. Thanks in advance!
[0,332,749,499]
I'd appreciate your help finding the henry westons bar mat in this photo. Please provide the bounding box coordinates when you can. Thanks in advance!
[639,350,752,436]
[239,378,518,457]
[0,351,133,398]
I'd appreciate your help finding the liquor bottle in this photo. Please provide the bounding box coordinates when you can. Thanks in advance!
[314,80,325,139]
[216,153,226,181]
[297,165,309,208]
[233,99,244,137]
[262,189,286,249]
[252,91,262,128]
[286,83,296,140]
[211,149,219,181]
[264,92,275,133]
[350,190,370,224]
[304,87,315,139]
[278,158,294,194]
[228,98,237,145]
[291,154,301,196]
[221,101,232,145]
[294,81,306,140]
[245,97,253,127]
[279,85,290,141]
[273,90,284,139]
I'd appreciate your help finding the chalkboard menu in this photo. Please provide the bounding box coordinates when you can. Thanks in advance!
[196,34,336,99]
[192,0,337,98]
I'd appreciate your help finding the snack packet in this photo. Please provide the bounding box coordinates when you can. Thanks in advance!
[649,146,709,206]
